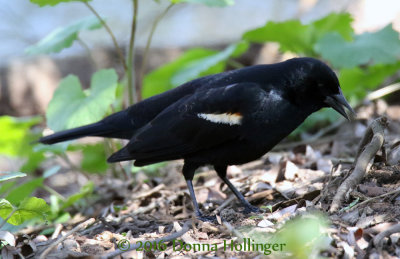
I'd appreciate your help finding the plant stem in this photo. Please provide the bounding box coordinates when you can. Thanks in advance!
[84,2,127,71]
[138,3,174,94]
[42,185,66,202]
[77,37,97,69]
[127,0,139,105]
[227,59,245,69]
[0,208,18,229]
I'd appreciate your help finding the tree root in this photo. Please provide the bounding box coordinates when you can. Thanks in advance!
[329,117,388,212]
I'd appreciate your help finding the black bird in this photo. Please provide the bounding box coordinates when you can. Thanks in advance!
[39,57,355,221]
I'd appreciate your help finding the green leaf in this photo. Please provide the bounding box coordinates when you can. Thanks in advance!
[80,144,108,173]
[0,172,26,182]
[339,61,400,100]
[46,69,118,131]
[0,199,14,219]
[143,48,219,98]
[0,199,14,226]
[2,167,59,206]
[0,116,44,171]
[131,162,167,174]
[290,109,340,138]
[273,214,329,259]
[0,197,50,226]
[20,151,46,173]
[0,182,16,196]
[315,24,400,68]
[0,116,41,157]
[5,178,44,205]
[61,182,94,210]
[171,0,234,7]
[243,13,353,55]
[26,16,102,55]
[30,0,91,7]
[143,42,248,99]
[244,20,310,53]
[171,41,249,86]
[311,13,353,41]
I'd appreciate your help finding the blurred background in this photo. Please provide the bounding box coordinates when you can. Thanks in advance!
[1,0,400,116]
[1,1,400,257]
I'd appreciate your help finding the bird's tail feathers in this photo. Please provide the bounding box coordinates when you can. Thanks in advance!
[107,147,131,163]
[38,122,115,144]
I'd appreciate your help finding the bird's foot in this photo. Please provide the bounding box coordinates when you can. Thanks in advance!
[195,213,217,223]
[243,204,260,214]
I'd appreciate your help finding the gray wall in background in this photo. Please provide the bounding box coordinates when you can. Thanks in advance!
[0,0,399,65]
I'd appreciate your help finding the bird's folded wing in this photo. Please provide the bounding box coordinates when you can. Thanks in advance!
[108,82,269,164]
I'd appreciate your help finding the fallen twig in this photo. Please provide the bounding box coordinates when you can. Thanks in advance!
[330,117,388,212]
[100,220,192,259]
[132,184,166,199]
[350,187,400,211]
[366,82,400,101]
[373,223,400,251]
[50,224,63,239]
[39,218,95,259]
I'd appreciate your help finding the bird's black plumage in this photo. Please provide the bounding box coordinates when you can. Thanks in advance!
[39,57,355,221]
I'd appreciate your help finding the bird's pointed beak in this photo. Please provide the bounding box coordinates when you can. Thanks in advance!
[324,91,356,121]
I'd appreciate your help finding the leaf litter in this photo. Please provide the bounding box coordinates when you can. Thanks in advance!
[4,101,400,258]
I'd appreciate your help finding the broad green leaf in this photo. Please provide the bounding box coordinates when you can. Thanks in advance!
[80,144,108,173]
[0,172,26,182]
[315,24,400,68]
[0,182,16,196]
[244,20,310,53]
[311,13,353,41]
[273,214,329,259]
[171,41,249,85]
[5,178,44,205]
[54,213,71,224]
[171,0,234,7]
[0,197,50,226]
[61,182,94,210]
[0,116,44,171]
[2,167,60,205]
[46,69,118,131]
[243,13,353,55]
[0,116,41,157]
[339,61,400,100]
[290,109,340,138]
[30,0,91,6]
[26,16,102,55]
[131,162,167,174]
[20,151,46,173]
[0,199,14,222]
[143,49,219,98]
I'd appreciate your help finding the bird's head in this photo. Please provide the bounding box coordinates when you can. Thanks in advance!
[286,57,356,120]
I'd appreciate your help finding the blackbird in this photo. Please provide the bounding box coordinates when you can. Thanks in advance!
[39,57,355,221]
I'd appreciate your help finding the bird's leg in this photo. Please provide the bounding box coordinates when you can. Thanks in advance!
[214,165,260,214]
[183,164,216,222]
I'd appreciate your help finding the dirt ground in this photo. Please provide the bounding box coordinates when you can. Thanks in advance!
[5,101,400,259]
